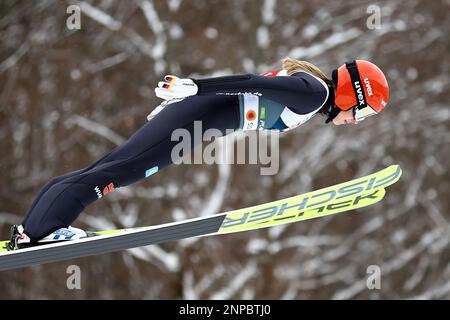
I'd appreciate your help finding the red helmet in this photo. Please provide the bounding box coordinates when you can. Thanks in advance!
[332,60,389,121]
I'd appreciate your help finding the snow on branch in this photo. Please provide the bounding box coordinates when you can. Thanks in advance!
[65,115,126,146]
[139,0,164,34]
[0,42,29,74]
[210,263,258,299]
[79,1,122,31]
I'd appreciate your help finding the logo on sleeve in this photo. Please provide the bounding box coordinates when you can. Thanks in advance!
[94,182,115,199]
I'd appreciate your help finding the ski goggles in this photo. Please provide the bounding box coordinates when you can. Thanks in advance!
[345,61,378,121]
[353,104,378,121]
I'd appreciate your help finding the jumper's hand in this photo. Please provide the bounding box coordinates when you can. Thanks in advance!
[154,75,198,100]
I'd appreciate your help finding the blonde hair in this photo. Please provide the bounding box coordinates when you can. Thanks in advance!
[281,57,330,83]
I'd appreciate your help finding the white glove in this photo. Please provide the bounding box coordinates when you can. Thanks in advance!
[154,75,198,100]
[147,98,185,121]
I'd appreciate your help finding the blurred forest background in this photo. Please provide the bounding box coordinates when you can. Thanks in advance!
[0,0,448,299]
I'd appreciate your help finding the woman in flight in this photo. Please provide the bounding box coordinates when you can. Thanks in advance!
[6,57,389,250]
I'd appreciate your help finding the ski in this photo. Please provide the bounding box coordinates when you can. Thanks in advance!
[0,165,401,271]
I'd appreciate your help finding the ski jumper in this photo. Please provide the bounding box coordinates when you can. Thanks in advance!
[22,70,331,241]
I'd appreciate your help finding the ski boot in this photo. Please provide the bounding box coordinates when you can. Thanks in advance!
[5,225,29,251]
[5,225,89,251]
